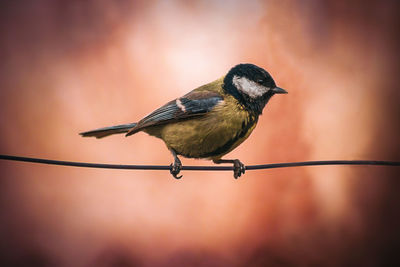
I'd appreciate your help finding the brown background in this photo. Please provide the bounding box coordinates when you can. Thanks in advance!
[0,0,399,266]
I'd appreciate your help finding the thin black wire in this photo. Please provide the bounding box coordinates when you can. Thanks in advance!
[1,154,399,171]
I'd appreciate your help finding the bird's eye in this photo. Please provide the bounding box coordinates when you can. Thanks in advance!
[257,79,264,83]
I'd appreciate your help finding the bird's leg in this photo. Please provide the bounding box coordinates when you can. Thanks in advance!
[169,149,182,179]
[213,159,245,179]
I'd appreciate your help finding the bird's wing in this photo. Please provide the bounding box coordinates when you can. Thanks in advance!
[126,91,223,136]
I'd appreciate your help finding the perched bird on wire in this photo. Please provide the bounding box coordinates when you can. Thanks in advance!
[80,63,287,179]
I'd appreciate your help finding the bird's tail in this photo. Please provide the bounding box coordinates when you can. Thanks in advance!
[80,123,137,139]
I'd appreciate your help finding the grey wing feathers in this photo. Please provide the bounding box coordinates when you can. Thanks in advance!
[179,96,222,113]
[126,91,223,136]
[140,100,181,124]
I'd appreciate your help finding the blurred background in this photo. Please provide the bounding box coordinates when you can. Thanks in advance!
[0,0,399,266]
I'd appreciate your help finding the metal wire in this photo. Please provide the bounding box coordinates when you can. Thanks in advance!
[1,154,399,171]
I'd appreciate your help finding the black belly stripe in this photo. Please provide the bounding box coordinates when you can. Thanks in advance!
[200,115,258,158]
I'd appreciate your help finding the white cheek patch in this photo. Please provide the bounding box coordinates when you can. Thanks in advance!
[232,75,269,98]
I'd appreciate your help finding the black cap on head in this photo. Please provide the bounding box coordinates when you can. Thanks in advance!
[227,63,277,88]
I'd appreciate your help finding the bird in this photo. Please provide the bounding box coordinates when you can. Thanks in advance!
[80,63,287,179]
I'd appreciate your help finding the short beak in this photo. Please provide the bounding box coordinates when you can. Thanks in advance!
[271,87,288,94]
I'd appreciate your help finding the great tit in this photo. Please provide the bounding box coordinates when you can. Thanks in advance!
[80,63,287,179]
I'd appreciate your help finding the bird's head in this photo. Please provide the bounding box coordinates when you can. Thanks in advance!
[223,63,287,114]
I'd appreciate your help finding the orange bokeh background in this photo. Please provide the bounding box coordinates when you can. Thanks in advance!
[1,1,399,266]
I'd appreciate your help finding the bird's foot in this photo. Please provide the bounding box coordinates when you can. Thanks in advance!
[233,159,245,179]
[213,159,246,179]
[170,158,182,179]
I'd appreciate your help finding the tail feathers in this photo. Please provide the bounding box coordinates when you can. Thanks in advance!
[80,123,137,139]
